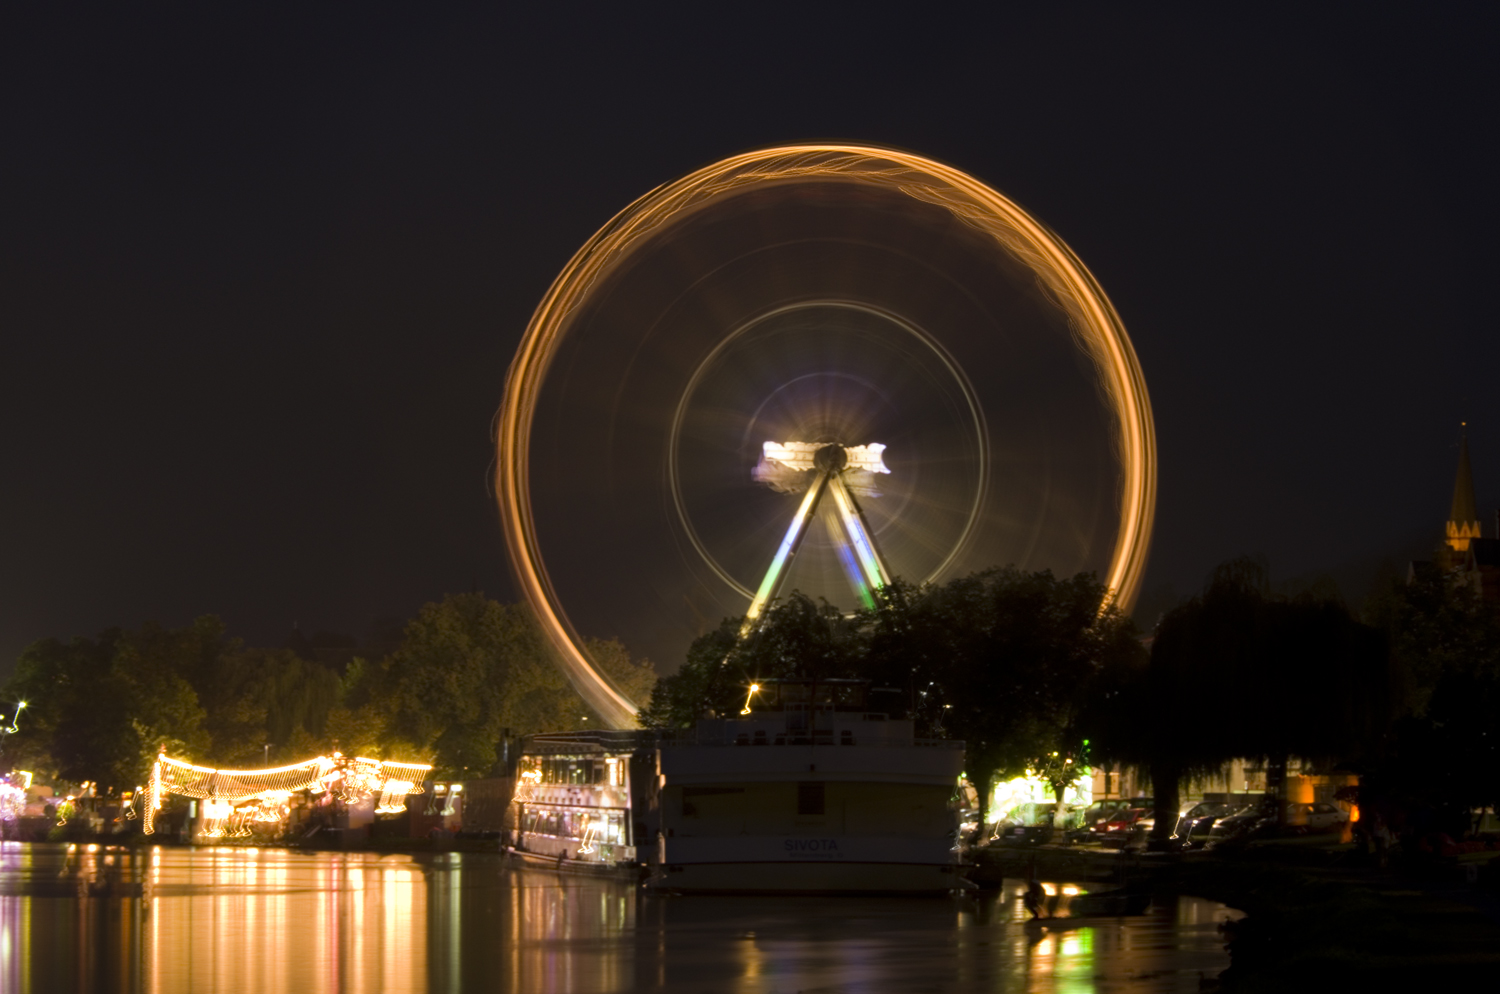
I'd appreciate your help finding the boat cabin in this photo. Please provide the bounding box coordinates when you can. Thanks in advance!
[653,677,968,894]
[508,729,658,868]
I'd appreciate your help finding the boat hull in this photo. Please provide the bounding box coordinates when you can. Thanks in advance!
[647,860,973,895]
[503,846,641,878]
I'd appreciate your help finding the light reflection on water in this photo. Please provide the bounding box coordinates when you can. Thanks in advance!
[0,843,1236,993]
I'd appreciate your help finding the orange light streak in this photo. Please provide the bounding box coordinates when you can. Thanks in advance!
[496,145,1157,728]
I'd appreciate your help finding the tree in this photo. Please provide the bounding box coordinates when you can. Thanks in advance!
[640,592,864,728]
[376,594,534,774]
[581,636,660,715]
[2,621,220,791]
[1106,558,1394,844]
[1362,566,1500,835]
[374,593,657,776]
[642,569,1145,828]
[2,598,658,792]
[870,569,1144,826]
[3,633,123,782]
[194,647,345,766]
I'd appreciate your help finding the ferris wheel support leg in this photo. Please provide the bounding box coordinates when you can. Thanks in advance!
[824,502,875,610]
[827,474,892,594]
[739,471,831,638]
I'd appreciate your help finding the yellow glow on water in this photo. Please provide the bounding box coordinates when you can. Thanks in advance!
[0,848,1240,992]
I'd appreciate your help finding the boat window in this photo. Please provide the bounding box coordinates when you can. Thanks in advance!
[797,783,825,816]
[830,684,866,708]
[780,682,812,704]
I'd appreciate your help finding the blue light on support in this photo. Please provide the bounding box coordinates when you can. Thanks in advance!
[828,505,875,610]
[828,474,890,592]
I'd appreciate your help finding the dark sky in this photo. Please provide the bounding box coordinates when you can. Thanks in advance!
[4,5,1497,675]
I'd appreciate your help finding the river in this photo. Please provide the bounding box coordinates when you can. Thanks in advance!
[0,843,1237,993]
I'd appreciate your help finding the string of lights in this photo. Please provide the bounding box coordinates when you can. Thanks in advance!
[0,770,30,824]
[142,751,431,836]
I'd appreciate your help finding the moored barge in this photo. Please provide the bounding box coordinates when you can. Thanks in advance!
[649,678,970,895]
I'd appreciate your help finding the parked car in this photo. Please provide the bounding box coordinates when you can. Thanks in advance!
[1173,801,1237,843]
[1207,800,1276,840]
[1067,801,1131,842]
[1296,801,1350,834]
[1209,799,1350,841]
[1102,802,1153,836]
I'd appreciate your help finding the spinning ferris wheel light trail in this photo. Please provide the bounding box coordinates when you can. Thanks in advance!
[496,144,1158,729]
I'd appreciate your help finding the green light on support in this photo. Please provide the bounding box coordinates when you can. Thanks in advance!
[827,475,890,592]
[829,527,875,609]
[740,471,831,637]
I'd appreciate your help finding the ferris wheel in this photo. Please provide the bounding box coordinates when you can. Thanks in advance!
[496,145,1156,728]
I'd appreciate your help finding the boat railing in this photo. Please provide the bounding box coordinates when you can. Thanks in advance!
[656,729,964,749]
[913,739,965,749]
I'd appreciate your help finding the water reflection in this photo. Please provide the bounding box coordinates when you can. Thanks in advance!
[0,843,1237,993]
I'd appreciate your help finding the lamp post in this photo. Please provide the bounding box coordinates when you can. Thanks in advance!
[2,701,25,738]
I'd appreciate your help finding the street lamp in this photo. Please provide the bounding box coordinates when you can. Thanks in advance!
[3,701,24,736]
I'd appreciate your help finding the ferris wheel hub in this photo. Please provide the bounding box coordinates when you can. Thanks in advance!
[813,444,848,474]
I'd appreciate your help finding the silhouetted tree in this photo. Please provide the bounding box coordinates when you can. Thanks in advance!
[868,569,1143,825]
[643,569,1145,826]
[1105,558,1393,844]
[640,592,862,728]
[1362,566,1500,835]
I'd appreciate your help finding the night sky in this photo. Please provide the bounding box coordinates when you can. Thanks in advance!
[4,6,1497,676]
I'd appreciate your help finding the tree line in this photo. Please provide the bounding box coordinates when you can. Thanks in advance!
[0,593,657,792]
[7,557,1492,840]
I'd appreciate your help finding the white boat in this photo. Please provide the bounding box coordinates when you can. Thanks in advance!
[649,678,971,895]
[506,729,655,873]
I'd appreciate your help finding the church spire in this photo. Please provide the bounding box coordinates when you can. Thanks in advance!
[1447,424,1481,554]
